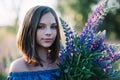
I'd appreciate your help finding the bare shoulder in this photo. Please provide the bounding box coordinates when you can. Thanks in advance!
[9,57,27,73]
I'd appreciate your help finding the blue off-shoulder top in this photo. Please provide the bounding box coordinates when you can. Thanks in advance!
[7,69,60,80]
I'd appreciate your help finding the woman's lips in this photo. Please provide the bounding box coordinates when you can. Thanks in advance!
[42,38,52,42]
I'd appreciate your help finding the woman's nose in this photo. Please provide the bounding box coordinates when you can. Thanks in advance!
[45,28,52,35]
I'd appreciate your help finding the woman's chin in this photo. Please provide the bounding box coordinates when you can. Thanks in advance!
[41,44,52,48]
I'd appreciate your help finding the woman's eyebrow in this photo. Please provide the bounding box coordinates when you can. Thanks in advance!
[39,23,46,26]
[51,23,57,25]
[39,23,57,25]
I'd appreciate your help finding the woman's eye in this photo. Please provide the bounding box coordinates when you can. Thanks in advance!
[37,25,45,29]
[51,26,57,29]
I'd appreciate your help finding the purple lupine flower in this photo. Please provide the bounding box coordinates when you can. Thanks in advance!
[90,30,106,52]
[101,44,116,60]
[111,52,120,64]
[93,42,120,72]
[77,0,108,49]
[60,18,76,55]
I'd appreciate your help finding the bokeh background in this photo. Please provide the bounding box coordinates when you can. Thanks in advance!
[0,0,120,79]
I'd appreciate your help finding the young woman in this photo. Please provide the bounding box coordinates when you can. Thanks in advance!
[7,6,61,80]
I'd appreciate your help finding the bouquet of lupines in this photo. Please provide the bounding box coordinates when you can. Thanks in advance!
[58,0,120,80]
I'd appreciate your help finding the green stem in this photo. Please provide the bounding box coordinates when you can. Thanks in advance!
[75,53,81,73]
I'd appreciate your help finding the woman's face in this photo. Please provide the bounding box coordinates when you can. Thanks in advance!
[36,12,57,48]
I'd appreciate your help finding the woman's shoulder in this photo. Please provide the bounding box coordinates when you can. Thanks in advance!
[9,57,28,73]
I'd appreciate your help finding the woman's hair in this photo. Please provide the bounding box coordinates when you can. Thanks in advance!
[17,6,60,66]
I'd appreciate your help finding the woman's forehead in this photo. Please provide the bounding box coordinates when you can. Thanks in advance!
[40,12,56,24]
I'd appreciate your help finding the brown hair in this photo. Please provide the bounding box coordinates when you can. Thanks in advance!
[17,6,60,66]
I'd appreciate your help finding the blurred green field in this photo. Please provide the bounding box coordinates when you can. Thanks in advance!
[0,27,20,75]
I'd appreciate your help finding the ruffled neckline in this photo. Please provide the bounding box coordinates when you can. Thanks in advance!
[9,68,60,76]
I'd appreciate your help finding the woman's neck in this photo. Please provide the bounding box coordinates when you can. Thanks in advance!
[37,46,49,62]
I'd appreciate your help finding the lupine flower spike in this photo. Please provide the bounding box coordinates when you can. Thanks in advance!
[59,18,77,63]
